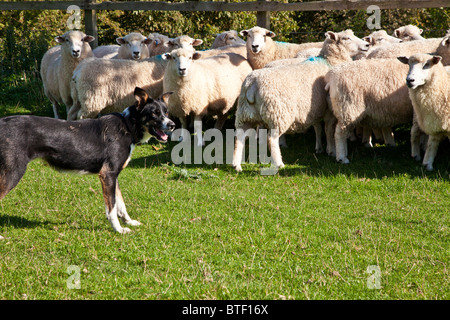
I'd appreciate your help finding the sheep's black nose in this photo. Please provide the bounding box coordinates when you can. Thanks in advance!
[133,51,140,56]
[406,78,415,88]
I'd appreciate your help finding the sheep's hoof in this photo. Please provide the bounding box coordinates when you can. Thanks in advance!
[412,154,422,162]
[234,165,242,172]
[337,158,350,164]
[424,163,434,172]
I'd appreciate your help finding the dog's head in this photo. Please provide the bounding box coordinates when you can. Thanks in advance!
[132,87,175,143]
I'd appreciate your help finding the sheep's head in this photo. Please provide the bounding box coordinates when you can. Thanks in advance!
[215,30,246,46]
[116,32,151,60]
[55,31,95,58]
[398,54,442,89]
[364,30,402,47]
[162,48,201,77]
[325,29,370,57]
[240,26,276,54]
[168,35,203,50]
[393,25,425,41]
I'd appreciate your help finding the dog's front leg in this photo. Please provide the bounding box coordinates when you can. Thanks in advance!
[116,180,141,227]
[99,171,131,234]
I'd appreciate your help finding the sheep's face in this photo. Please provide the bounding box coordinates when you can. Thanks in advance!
[326,30,370,56]
[240,27,276,54]
[393,25,425,41]
[364,30,402,47]
[163,48,202,77]
[168,35,203,51]
[117,33,151,60]
[219,31,245,46]
[55,31,94,59]
[398,54,442,89]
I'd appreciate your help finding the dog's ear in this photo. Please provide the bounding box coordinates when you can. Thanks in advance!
[134,87,150,110]
[160,92,173,105]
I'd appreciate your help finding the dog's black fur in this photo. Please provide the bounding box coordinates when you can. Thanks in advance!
[0,87,174,234]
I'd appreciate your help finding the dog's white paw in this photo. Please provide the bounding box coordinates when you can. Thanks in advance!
[126,220,142,226]
[118,227,132,234]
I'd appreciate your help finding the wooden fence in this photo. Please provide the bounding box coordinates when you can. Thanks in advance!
[1,0,449,47]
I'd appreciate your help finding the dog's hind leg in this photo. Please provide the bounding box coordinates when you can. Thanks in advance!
[0,162,28,201]
[115,180,141,227]
[99,169,131,234]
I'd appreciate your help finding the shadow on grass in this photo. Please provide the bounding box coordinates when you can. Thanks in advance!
[128,127,450,182]
[0,214,54,229]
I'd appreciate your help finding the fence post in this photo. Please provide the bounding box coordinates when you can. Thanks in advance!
[84,0,98,48]
[256,0,270,30]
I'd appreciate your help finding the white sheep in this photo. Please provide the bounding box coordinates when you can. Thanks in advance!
[68,55,168,120]
[398,54,450,171]
[393,25,425,41]
[239,26,323,69]
[40,30,94,119]
[93,32,151,60]
[162,47,253,146]
[435,35,450,65]
[232,30,370,171]
[368,38,442,59]
[211,30,246,48]
[147,33,203,57]
[325,58,413,164]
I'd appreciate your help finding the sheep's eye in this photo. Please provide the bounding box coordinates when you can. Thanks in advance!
[342,37,350,41]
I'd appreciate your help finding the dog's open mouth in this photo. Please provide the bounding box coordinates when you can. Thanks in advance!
[150,127,169,142]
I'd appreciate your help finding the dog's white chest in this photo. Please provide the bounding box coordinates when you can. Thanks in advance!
[123,144,135,169]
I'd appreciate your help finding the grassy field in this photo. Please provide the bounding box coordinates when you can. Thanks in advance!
[0,74,449,300]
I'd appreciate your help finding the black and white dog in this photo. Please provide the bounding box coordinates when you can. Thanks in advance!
[0,87,175,234]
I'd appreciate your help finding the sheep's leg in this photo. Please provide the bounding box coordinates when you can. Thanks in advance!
[179,116,189,142]
[268,129,284,169]
[362,126,373,148]
[422,134,444,171]
[324,110,337,157]
[51,101,62,119]
[335,124,350,164]
[214,114,227,130]
[382,127,396,147]
[233,123,252,172]
[313,123,323,153]
[279,134,288,148]
[67,103,81,121]
[193,115,204,147]
[410,119,422,161]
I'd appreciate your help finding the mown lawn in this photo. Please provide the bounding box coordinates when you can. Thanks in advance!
[0,75,448,300]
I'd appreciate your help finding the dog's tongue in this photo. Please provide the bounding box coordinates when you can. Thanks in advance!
[156,129,168,141]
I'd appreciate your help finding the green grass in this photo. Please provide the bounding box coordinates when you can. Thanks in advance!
[0,74,449,300]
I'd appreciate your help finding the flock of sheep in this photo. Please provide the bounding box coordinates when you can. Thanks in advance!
[39,24,450,172]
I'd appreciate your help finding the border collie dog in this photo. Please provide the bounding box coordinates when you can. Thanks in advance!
[0,87,175,234]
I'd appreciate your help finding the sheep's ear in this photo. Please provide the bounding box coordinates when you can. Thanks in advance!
[240,30,249,37]
[394,30,401,38]
[55,36,65,43]
[419,28,423,35]
[162,53,172,60]
[441,36,450,47]
[397,56,409,64]
[143,38,152,45]
[83,35,95,43]
[134,87,150,110]
[364,36,374,45]
[116,37,126,45]
[193,52,202,60]
[431,55,442,66]
[160,92,173,105]
[192,39,203,46]
[325,31,338,41]
[266,31,276,38]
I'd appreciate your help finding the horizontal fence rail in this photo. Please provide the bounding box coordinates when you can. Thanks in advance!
[0,0,449,11]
